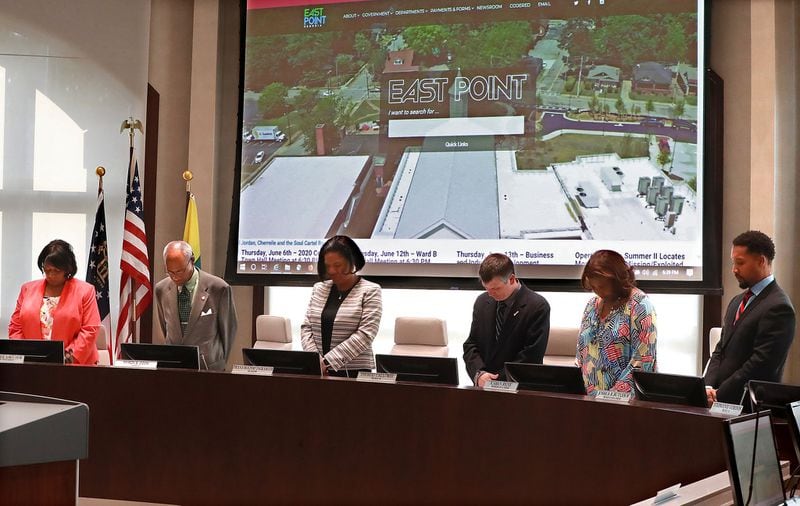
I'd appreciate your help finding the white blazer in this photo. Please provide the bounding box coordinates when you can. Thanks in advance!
[300,278,382,371]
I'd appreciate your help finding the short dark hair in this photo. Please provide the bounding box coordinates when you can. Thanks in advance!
[317,235,366,280]
[581,249,636,299]
[732,230,775,263]
[479,253,515,283]
[37,239,78,278]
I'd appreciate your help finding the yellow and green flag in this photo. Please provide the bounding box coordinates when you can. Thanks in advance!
[183,193,201,268]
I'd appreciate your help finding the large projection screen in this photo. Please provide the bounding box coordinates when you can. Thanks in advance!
[229,0,719,292]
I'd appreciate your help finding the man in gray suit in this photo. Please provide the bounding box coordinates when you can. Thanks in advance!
[704,231,795,405]
[155,241,237,371]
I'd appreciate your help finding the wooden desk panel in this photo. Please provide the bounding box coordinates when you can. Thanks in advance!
[0,363,728,505]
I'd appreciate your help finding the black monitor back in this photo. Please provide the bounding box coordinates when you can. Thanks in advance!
[375,354,458,386]
[504,363,586,395]
[786,401,800,469]
[747,380,800,419]
[722,412,786,506]
[120,343,199,370]
[241,348,321,376]
[632,370,708,408]
[0,339,64,364]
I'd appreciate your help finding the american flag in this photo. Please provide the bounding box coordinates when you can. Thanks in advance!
[86,177,112,362]
[114,151,152,357]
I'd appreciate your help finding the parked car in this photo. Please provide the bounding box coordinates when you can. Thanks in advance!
[254,151,265,164]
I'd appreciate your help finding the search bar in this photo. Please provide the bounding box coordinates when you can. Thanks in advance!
[387,116,525,138]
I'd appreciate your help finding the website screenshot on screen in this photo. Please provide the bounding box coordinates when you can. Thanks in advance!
[238,0,703,282]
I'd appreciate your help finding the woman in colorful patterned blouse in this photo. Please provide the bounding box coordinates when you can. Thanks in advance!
[576,250,657,394]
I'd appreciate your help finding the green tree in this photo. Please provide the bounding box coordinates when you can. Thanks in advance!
[285,33,335,85]
[402,25,453,58]
[672,99,685,119]
[657,150,671,169]
[615,96,627,117]
[296,97,340,153]
[589,93,600,115]
[333,54,354,84]
[564,76,577,94]
[688,176,697,192]
[353,32,372,59]
[244,35,289,91]
[290,88,319,114]
[593,15,659,68]
[258,82,289,118]
[662,16,690,63]
[646,99,655,114]
[335,101,360,135]
[558,18,595,58]
[454,22,533,68]
[601,101,610,120]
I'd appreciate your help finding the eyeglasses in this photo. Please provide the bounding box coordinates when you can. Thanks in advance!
[167,260,192,277]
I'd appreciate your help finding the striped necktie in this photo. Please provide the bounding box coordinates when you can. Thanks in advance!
[178,285,191,335]
[495,301,507,341]
[734,289,753,324]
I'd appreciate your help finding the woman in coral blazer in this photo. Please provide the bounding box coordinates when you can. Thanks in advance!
[8,240,100,365]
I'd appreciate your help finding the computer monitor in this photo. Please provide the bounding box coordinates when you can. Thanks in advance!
[241,348,321,376]
[631,370,708,408]
[0,339,64,364]
[504,363,586,395]
[786,401,800,473]
[375,354,458,386]
[120,343,200,370]
[722,412,789,506]
[747,381,800,419]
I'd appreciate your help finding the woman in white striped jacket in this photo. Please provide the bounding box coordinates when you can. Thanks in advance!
[301,236,382,377]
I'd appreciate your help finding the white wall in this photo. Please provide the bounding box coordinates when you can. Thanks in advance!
[0,0,150,334]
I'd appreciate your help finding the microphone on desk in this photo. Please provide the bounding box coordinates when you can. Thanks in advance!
[739,383,750,407]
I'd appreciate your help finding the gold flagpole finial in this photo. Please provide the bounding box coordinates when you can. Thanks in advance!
[119,117,144,135]
[183,170,193,192]
[96,166,106,177]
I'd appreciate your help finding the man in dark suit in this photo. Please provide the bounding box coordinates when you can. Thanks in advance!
[704,230,795,405]
[155,241,237,371]
[463,253,550,387]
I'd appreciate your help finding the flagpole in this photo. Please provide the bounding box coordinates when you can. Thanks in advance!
[184,169,193,205]
[93,166,114,364]
[96,166,108,357]
[121,117,143,344]
[182,169,201,269]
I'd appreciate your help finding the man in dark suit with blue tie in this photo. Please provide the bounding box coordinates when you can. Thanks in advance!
[463,253,550,387]
[704,231,795,405]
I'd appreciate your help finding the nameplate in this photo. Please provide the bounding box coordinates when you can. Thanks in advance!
[710,401,744,416]
[484,380,519,393]
[356,371,397,383]
[595,390,633,403]
[0,354,25,364]
[653,483,681,504]
[114,359,158,369]
[232,365,274,376]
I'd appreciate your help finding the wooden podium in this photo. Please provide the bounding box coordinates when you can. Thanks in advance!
[0,391,89,505]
